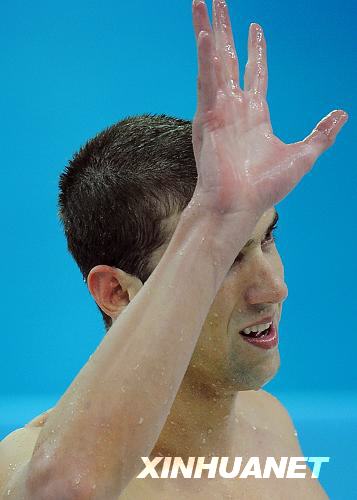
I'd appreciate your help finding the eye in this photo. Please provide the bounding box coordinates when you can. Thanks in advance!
[233,251,244,264]
[262,224,278,248]
[232,224,278,266]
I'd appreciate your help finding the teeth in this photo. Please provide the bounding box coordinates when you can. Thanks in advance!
[243,322,271,335]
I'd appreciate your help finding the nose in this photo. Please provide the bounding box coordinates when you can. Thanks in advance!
[244,255,288,306]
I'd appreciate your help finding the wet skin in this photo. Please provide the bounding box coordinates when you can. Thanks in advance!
[0,0,347,498]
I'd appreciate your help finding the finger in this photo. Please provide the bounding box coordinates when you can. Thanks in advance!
[301,110,348,159]
[192,0,212,40]
[244,23,268,97]
[196,31,219,112]
[212,0,241,93]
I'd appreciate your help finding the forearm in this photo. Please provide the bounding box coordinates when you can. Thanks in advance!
[28,206,257,498]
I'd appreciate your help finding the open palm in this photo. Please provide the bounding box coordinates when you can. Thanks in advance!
[191,0,348,217]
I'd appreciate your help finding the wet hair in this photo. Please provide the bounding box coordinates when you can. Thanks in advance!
[58,114,197,331]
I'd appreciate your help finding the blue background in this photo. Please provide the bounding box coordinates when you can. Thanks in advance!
[1,0,356,497]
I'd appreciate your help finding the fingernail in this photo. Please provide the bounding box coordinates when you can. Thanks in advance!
[334,109,348,121]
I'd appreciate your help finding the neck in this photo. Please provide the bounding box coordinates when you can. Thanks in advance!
[150,369,246,463]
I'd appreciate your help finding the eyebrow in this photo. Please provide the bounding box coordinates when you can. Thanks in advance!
[243,209,279,250]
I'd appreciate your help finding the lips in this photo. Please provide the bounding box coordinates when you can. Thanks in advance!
[238,320,278,350]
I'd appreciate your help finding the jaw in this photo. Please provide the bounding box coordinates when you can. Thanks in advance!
[225,346,281,391]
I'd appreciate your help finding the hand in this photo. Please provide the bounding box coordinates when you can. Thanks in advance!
[191,0,348,218]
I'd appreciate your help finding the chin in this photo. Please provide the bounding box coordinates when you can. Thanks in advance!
[229,349,281,391]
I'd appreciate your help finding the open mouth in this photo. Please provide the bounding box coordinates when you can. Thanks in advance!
[239,321,272,338]
[238,321,278,349]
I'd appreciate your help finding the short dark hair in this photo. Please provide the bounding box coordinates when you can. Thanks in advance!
[58,114,197,331]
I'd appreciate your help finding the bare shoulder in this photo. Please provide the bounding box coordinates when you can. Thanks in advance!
[0,408,53,495]
[236,388,301,456]
[253,390,329,499]
[260,390,306,449]
[255,388,290,413]
[257,389,295,435]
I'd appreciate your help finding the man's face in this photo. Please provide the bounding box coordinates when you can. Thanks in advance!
[150,207,288,392]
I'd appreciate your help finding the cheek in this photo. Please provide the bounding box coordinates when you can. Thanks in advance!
[198,279,240,353]
[212,272,245,318]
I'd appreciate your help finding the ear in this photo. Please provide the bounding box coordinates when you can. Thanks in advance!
[86,265,143,320]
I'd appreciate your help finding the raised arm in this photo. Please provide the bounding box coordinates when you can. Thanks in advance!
[6,1,347,499]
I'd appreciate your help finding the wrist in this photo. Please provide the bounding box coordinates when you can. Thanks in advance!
[180,201,260,266]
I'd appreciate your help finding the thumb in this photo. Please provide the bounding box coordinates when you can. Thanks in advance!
[301,109,348,160]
